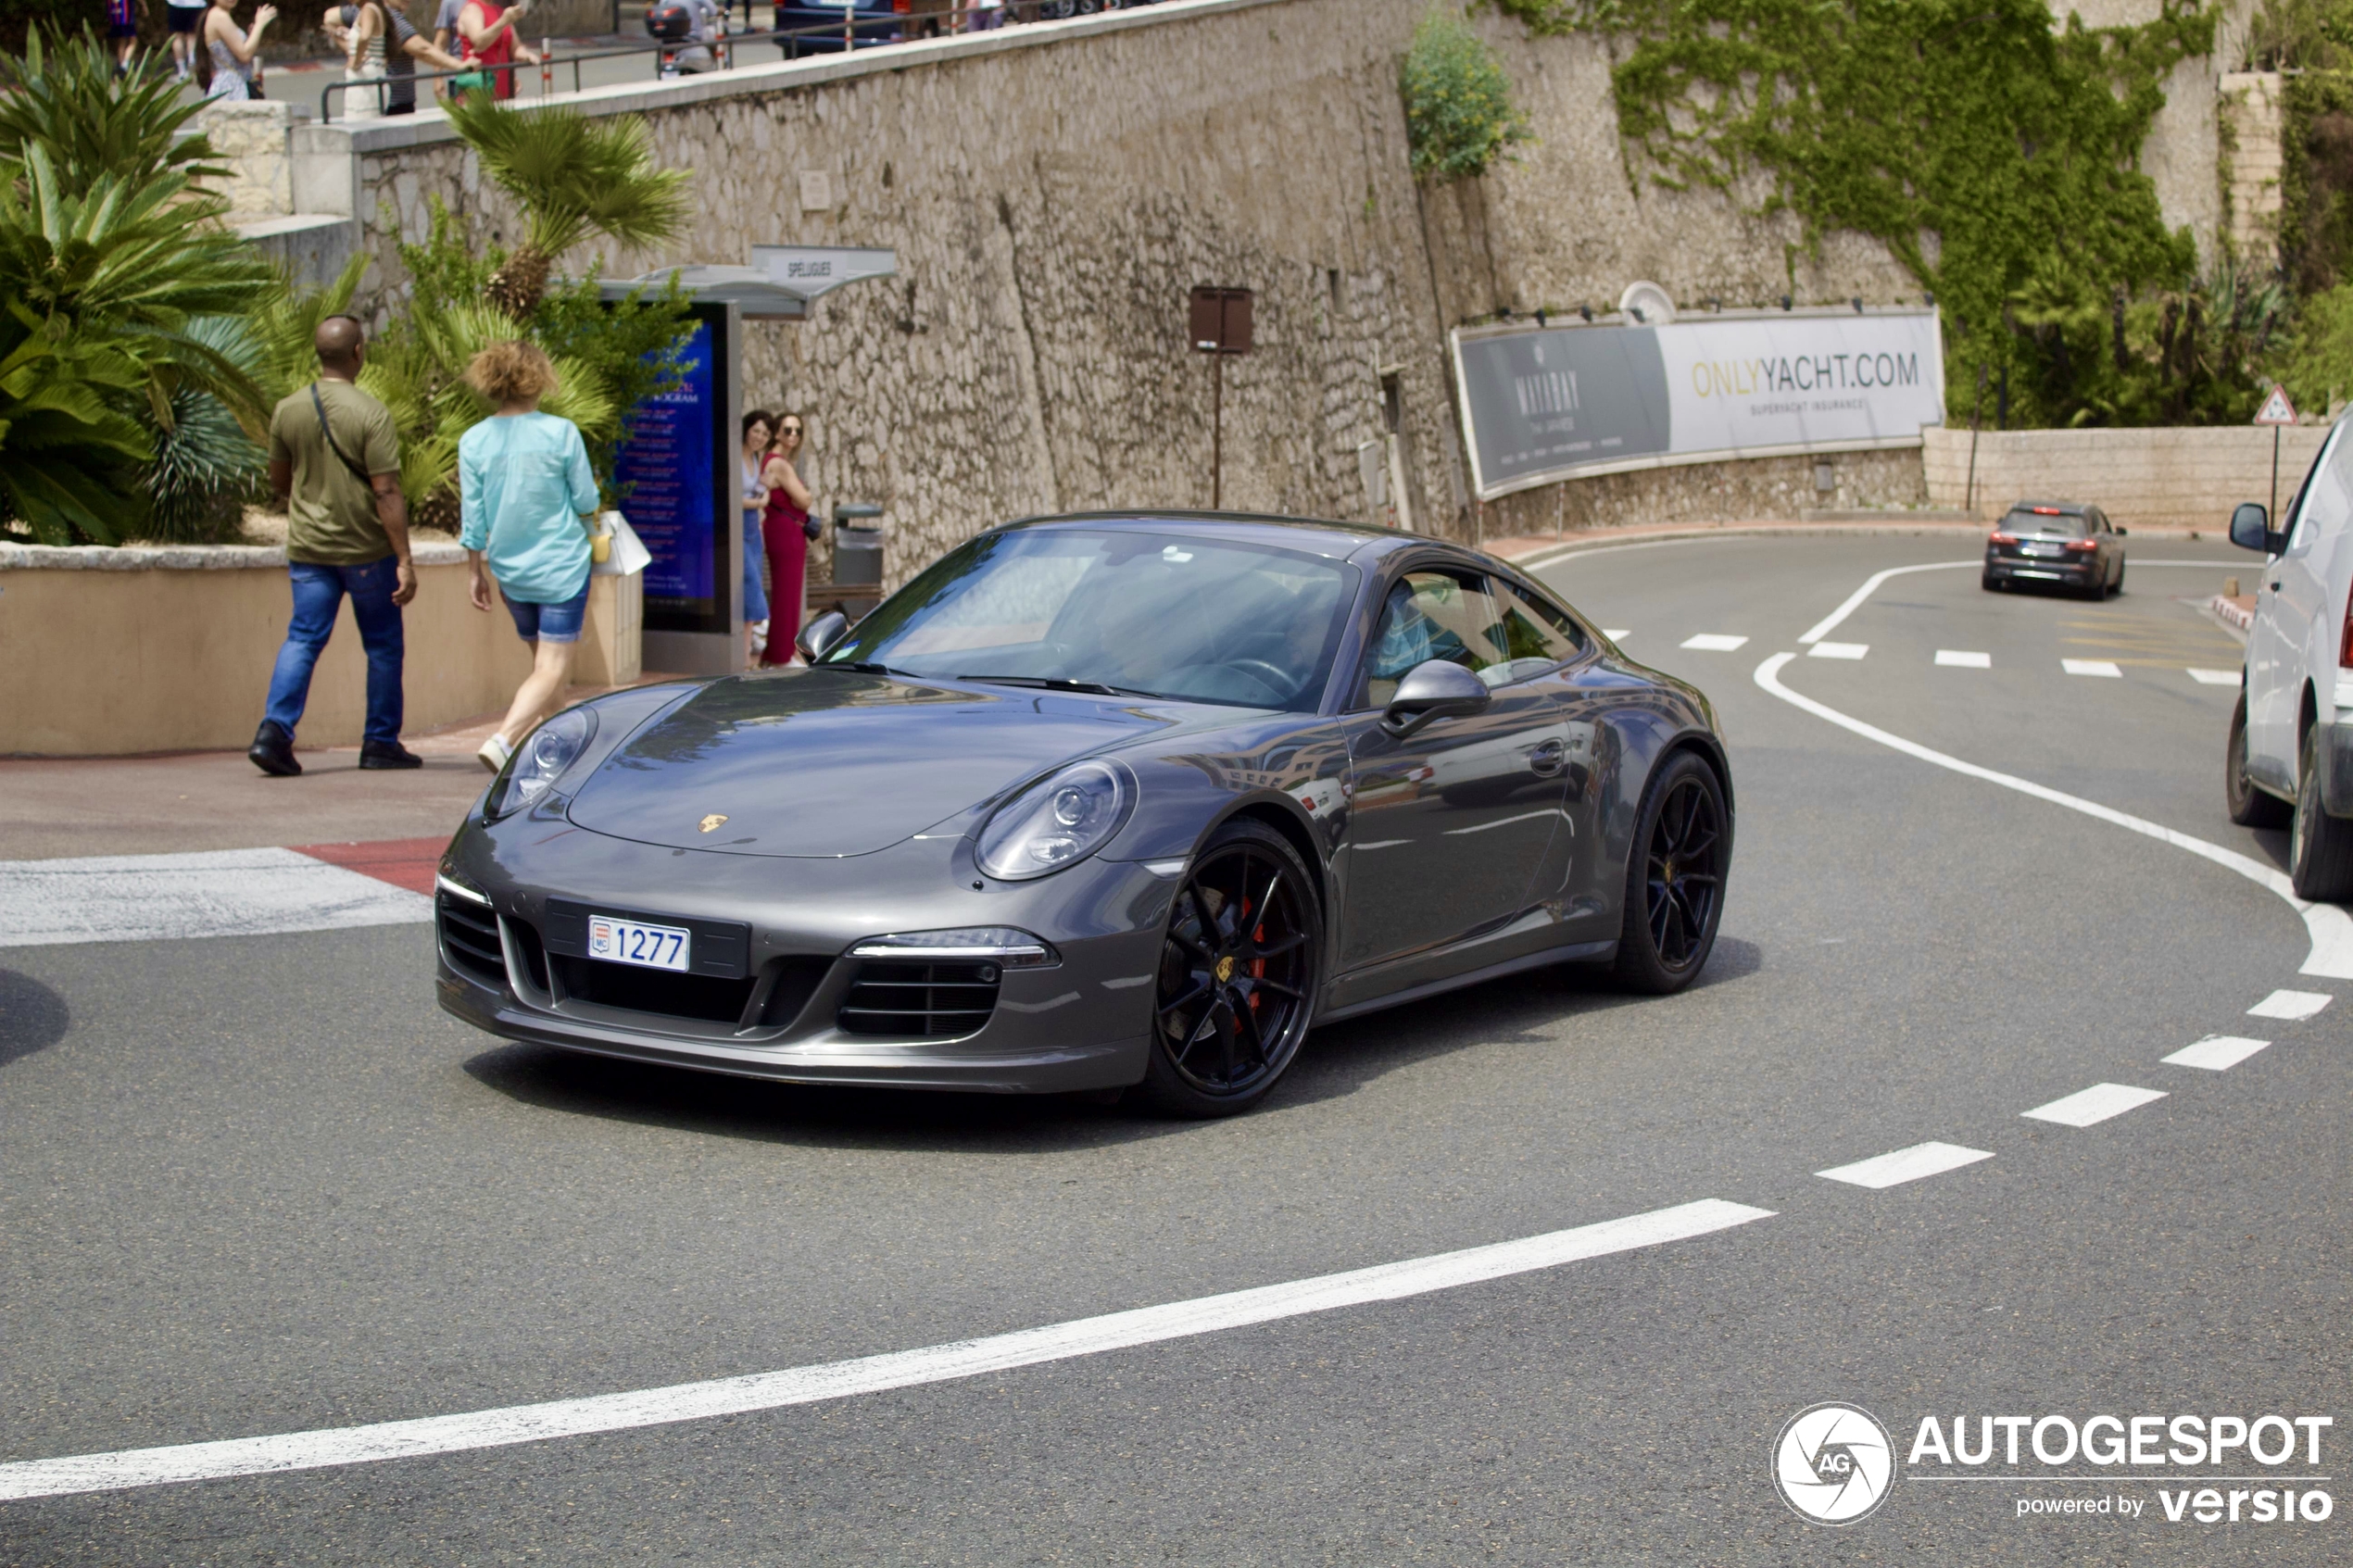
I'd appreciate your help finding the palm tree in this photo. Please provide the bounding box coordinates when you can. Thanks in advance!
[443,96,689,320]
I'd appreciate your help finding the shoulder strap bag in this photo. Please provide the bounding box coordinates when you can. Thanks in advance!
[309,381,376,486]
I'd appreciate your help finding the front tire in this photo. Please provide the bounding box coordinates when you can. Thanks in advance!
[1138,819,1323,1117]
[1613,751,1730,994]
[2291,725,2353,900]
[2226,694,2290,828]
[1982,570,1999,592]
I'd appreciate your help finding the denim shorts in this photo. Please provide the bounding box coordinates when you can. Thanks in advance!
[502,581,590,645]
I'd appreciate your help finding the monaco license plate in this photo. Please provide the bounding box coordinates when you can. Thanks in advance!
[587,915,691,972]
[2020,542,2061,557]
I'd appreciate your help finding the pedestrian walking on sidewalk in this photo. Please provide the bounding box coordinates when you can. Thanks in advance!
[253,315,420,777]
[167,0,208,80]
[759,410,815,666]
[107,0,142,74]
[200,0,276,100]
[459,341,599,774]
[739,409,774,663]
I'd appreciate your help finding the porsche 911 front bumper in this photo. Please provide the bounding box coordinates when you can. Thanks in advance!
[434,818,1171,1094]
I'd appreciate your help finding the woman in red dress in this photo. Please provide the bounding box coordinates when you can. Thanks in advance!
[456,0,537,98]
[759,412,815,666]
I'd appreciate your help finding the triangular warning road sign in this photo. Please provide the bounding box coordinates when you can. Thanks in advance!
[2254,385,2298,425]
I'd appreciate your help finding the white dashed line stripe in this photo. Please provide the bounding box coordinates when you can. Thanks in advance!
[0,1199,1775,1503]
[2187,668,2240,686]
[1680,633,1750,651]
[1936,649,1992,668]
[2162,1035,2272,1072]
[2248,988,2333,1020]
[2062,659,2123,678]
[1807,642,1869,660]
[0,849,432,948]
[1817,1141,1994,1188]
[1603,628,1631,641]
[2021,1083,2170,1127]
[1753,653,2353,980]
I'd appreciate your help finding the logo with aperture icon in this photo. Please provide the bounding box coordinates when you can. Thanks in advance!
[1775,1402,1896,1525]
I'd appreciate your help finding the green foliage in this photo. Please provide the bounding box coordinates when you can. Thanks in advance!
[2004,257,2291,428]
[2279,70,2353,297]
[1402,7,1531,182]
[0,307,154,546]
[0,30,227,190]
[1553,0,2220,428]
[2273,280,2353,410]
[531,264,695,493]
[2246,0,2353,69]
[1485,0,1581,33]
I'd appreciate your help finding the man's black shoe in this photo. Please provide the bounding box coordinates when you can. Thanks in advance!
[359,740,424,770]
[248,721,301,777]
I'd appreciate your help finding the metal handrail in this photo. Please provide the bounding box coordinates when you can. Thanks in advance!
[319,2,1158,121]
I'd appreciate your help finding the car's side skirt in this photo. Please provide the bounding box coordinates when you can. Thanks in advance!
[1312,938,1617,1027]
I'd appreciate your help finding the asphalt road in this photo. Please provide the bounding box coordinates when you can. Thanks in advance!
[5,533,2346,1564]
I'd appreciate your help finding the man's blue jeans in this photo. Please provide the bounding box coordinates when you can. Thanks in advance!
[264,558,405,746]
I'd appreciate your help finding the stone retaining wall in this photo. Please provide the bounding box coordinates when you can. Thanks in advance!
[1921,423,2334,531]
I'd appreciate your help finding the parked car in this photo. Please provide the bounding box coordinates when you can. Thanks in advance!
[2227,419,2353,898]
[435,512,1734,1117]
[1982,500,2127,597]
[771,0,898,55]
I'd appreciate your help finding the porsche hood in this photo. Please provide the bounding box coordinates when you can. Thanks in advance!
[565,669,1178,858]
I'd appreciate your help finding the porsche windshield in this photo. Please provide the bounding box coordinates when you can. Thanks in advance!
[819,529,1355,710]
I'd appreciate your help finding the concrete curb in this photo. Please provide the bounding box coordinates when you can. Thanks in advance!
[0,542,469,571]
[2209,593,2255,633]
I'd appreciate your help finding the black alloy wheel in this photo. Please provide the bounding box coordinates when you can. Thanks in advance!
[1139,819,1322,1116]
[2225,693,2289,828]
[2290,726,2353,900]
[1614,751,1729,993]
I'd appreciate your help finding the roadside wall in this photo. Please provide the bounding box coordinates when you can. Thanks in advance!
[1921,424,2333,530]
[0,547,640,757]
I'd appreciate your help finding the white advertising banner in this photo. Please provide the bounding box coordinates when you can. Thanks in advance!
[1453,310,1947,499]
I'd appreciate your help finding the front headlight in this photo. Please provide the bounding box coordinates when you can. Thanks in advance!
[975,759,1134,881]
[486,707,598,820]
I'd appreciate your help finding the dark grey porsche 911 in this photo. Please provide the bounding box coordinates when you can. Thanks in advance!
[435,512,1733,1116]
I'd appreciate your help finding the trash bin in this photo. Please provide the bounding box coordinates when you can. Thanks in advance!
[833,503,883,589]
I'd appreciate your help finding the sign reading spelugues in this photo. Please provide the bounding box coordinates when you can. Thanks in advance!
[1775,1403,1896,1525]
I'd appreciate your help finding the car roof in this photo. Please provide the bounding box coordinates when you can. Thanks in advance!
[992,509,1423,564]
[2007,500,2095,515]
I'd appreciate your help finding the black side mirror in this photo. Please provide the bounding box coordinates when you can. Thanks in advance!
[2229,502,2276,554]
[1382,659,1491,738]
[2114,525,2128,536]
[797,608,849,664]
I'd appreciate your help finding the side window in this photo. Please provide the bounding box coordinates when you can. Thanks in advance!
[1492,579,1589,677]
[1360,570,1508,708]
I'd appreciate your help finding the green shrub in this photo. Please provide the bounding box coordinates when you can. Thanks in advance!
[1402,7,1531,182]
[2274,280,2353,410]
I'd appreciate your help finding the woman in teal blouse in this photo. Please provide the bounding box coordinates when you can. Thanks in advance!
[459,341,600,773]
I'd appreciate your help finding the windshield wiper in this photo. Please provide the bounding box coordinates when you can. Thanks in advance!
[951,673,1171,700]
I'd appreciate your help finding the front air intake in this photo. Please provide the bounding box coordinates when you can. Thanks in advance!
[836,959,1000,1038]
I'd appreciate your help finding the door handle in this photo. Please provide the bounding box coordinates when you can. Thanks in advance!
[2270,581,2282,591]
[1529,739,1567,776]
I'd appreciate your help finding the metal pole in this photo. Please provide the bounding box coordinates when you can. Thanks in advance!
[1211,352,1224,510]
[2271,422,2281,523]
[1965,364,1986,516]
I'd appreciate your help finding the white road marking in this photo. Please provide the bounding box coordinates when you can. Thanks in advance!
[2062,659,2123,678]
[1603,628,1631,641]
[1936,649,1993,668]
[2186,668,2240,686]
[1680,633,1750,651]
[1817,1141,1994,1188]
[0,849,431,948]
[1753,653,2353,980]
[1797,560,1981,644]
[2162,1035,2271,1072]
[1807,642,1869,660]
[2021,1083,2169,1127]
[0,1198,1774,1502]
[2248,988,2333,1020]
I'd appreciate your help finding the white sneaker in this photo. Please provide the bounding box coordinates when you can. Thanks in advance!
[749,619,770,661]
[477,733,512,773]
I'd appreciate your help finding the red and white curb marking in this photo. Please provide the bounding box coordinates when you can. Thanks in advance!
[0,839,443,947]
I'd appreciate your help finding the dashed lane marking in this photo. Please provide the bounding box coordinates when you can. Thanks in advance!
[1603,628,1631,642]
[2021,1083,2170,1127]
[1753,653,2353,980]
[2061,659,2124,678]
[2186,668,2241,686]
[2248,988,2333,1020]
[1680,633,1750,651]
[1816,1141,1994,1188]
[2162,1035,2272,1072]
[0,847,432,947]
[1935,649,1992,668]
[1806,642,1869,660]
[0,1198,1775,1502]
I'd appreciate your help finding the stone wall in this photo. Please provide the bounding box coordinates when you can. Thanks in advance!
[278,0,2263,588]
[2221,71,2286,267]
[1921,423,2332,531]
[1477,448,1930,542]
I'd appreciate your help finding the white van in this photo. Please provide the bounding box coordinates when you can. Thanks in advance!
[2228,416,2353,898]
